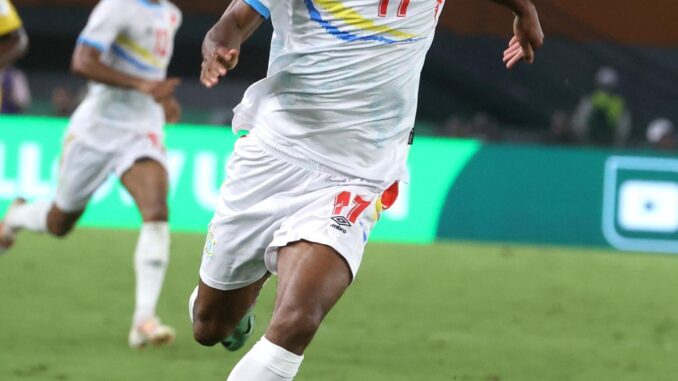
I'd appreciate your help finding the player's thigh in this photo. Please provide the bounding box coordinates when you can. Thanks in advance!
[198,135,299,293]
[54,137,114,215]
[265,240,352,353]
[274,241,352,313]
[120,158,168,221]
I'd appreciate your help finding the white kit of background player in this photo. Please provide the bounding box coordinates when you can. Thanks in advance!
[0,0,183,348]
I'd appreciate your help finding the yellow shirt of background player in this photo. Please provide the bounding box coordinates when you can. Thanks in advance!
[0,0,22,36]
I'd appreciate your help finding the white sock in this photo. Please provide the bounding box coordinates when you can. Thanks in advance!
[133,222,170,325]
[188,285,198,324]
[227,337,304,381]
[5,201,50,233]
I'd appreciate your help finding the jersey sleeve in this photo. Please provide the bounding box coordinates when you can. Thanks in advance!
[242,0,271,19]
[77,0,127,52]
[0,0,22,36]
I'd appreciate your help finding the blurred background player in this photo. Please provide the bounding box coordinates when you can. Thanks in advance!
[0,0,26,68]
[0,0,29,114]
[0,0,183,348]
[0,65,30,113]
[189,0,542,379]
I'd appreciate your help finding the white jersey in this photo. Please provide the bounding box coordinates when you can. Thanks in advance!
[233,0,444,183]
[69,0,181,151]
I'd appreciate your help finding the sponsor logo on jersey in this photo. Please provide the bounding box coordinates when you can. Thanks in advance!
[330,223,347,234]
[330,216,351,234]
[331,216,351,227]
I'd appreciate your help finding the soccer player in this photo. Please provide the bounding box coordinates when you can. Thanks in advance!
[0,0,182,349]
[190,0,543,379]
[0,0,28,68]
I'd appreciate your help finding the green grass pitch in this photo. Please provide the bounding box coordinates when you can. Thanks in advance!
[2,229,678,380]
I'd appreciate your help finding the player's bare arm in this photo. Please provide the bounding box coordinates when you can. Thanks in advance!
[71,44,180,101]
[0,27,27,69]
[162,96,181,124]
[490,0,544,69]
[200,0,264,88]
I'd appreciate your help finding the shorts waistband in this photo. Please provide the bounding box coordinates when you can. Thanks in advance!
[249,129,350,179]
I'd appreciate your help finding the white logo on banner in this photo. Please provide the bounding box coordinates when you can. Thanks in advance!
[0,143,54,200]
[618,180,678,233]
[603,156,678,254]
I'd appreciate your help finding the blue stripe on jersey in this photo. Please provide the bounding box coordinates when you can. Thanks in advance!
[111,44,162,73]
[243,0,270,19]
[77,37,108,52]
[138,0,163,8]
[304,0,421,44]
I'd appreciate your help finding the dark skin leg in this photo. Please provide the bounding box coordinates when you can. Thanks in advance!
[45,158,168,236]
[46,206,83,237]
[265,240,352,355]
[120,158,169,222]
[191,241,350,352]
[192,275,270,346]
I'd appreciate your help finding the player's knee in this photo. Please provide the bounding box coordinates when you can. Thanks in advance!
[47,220,75,237]
[192,318,237,347]
[192,324,221,347]
[140,202,168,222]
[191,303,238,347]
[269,309,322,347]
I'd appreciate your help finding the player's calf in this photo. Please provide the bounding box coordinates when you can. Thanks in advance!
[1,199,80,253]
[263,241,352,355]
[121,158,169,223]
[137,201,168,223]
[46,207,82,237]
[265,307,323,355]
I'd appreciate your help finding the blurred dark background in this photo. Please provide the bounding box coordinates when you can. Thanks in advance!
[6,0,678,149]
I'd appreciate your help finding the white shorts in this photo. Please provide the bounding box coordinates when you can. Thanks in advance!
[54,132,167,212]
[199,132,399,291]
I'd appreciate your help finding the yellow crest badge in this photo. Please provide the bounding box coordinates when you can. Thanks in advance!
[203,230,216,258]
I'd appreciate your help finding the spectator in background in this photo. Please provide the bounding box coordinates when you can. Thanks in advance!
[468,112,502,141]
[547,109,577,145]
[646,118,676,151]
[0,66,29,113]
[439,115,469,138]
[572,66,632,147]
[439,113,502,141]
[51,86,83,116]
[0,0,29,114]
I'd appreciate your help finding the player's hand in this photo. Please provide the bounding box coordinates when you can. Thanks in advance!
[162,97,182,124]
[200,0,264,88]
[201,46,240,88]
[138,78,181,102]
[503,4,544,69]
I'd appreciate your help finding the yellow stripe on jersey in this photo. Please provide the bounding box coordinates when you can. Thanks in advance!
[314,0,417,40]
[0,0,22,36]
[114,35,164,70]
